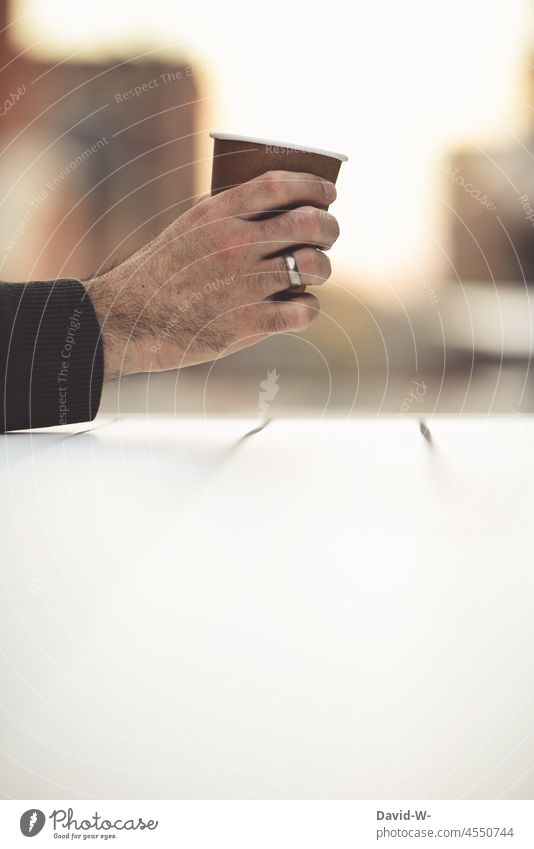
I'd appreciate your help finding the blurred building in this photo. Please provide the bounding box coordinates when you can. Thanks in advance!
[446,59,534,285]
[0,0,197,282]
[448,145,534,284]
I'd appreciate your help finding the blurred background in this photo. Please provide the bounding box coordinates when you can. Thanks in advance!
[2,0,534,417]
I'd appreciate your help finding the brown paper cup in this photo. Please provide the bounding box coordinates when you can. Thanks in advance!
[210,132,347,206]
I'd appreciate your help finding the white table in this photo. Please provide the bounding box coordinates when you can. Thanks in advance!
[1,415,533,799]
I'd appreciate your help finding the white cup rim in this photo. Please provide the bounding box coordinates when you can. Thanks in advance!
[210,131,348,162]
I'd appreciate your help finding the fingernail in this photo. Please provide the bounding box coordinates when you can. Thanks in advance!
[323,181,337,202]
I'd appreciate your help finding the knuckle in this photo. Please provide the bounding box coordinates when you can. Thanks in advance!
[225,182,247,211]
[310,174,330,199]
[309,173,326,187]
[260,299,319,334]
[285,206,320,244]
[306,249,331,283]
[317,210,339,248]
[260,306,292,334]
[261,169,286,187]
[296,205,319,230]
[253,170,286,200]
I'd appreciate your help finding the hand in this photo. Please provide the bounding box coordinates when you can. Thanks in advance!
[83,170,340,379]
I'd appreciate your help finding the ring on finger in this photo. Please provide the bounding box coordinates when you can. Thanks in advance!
[283,252,303,289]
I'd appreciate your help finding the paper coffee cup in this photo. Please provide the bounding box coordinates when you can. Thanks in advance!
[210,132,347,203]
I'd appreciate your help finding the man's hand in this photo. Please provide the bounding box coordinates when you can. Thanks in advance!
[83,170,340,379]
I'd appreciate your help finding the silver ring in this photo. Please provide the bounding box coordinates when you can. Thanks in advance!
[283,253,302,289]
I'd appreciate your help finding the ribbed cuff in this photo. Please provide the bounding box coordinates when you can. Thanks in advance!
[0,278,104,432]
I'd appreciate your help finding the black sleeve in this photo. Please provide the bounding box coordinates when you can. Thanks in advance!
[0,278,104,432]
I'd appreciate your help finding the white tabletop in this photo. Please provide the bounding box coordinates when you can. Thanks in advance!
[1,415,533,799]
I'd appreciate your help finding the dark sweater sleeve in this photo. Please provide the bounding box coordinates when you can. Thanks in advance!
[0,278,104,432]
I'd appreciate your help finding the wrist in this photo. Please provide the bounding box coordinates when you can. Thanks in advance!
[82,271,137,380]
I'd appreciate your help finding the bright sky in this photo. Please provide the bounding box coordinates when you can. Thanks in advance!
[11,0,534,290]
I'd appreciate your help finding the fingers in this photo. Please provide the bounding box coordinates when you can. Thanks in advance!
[244,205,340,262]
[239,292,320,336]
[188,178,339,269]
[192,206,339,272]
[212,170,337,218]
[242,248,332,299]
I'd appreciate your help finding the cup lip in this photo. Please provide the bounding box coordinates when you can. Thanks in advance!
[210,131,348,162]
